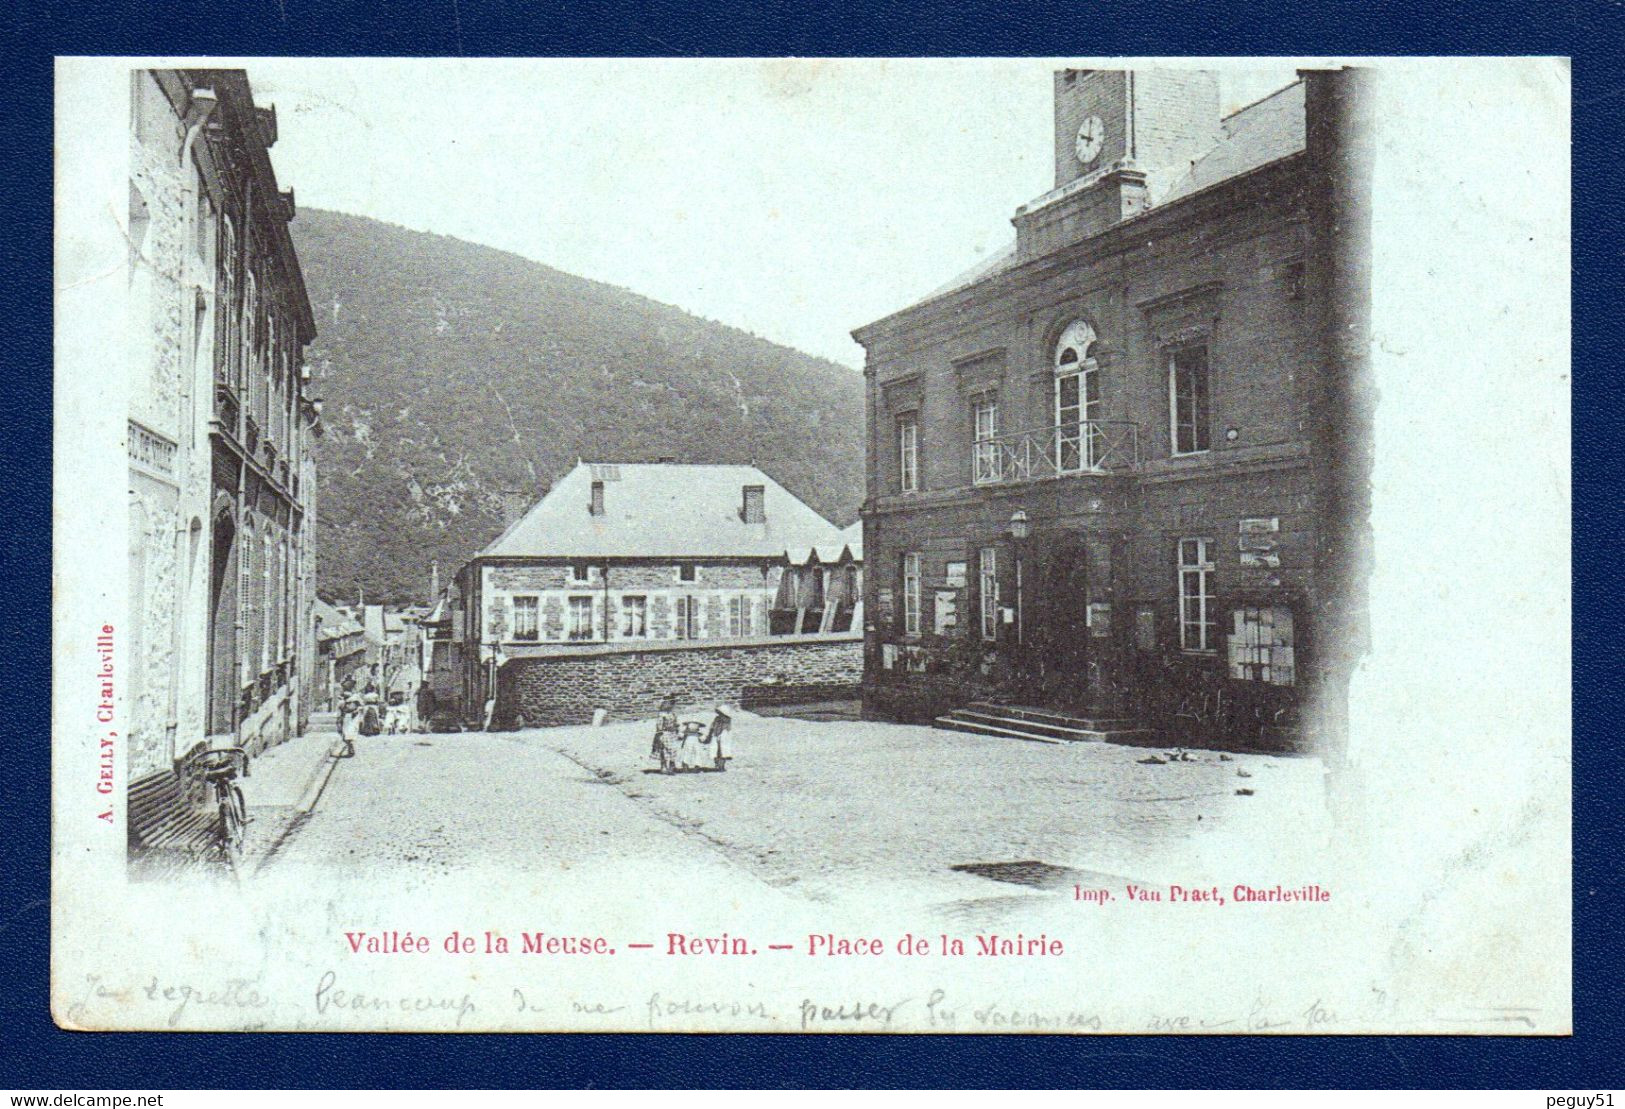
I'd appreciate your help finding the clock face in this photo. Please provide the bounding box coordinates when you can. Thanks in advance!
[1075,115,1105,164]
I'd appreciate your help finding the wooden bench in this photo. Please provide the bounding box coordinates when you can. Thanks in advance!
[128,746,244,874]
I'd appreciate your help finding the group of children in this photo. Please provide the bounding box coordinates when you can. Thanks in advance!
[336,664,417,752]
[650,696,732,775]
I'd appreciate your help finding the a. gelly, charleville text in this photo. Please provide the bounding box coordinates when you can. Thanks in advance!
[94,624,115,822]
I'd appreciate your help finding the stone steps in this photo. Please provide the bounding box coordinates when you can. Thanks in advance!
[935,703,1153,746]
[966,700,1139,732]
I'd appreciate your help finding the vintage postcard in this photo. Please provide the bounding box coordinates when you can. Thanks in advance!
[52,56,1570,1033]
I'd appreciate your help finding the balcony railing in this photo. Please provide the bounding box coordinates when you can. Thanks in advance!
[972,420,1141,487]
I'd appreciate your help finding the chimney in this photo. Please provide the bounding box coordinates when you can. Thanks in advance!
[500,490,530,529]
[742,484,765,524]
[589,480,605,517]
[429,560,440,599]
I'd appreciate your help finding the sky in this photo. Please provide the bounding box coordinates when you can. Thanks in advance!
[242,58,1301,369]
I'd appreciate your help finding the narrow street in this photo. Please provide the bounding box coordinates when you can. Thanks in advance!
[258,711,1329,915]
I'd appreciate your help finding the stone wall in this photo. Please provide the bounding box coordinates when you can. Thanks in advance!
[498,635,862,726]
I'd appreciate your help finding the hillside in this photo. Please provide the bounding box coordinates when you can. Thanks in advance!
[290,209,866,603]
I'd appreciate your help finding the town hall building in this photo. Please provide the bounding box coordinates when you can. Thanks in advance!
[853,68,1372,754]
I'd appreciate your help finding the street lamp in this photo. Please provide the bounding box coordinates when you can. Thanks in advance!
[1008,509,1030,646]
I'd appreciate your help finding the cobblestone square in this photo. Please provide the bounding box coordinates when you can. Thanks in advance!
[262,710,1329,915]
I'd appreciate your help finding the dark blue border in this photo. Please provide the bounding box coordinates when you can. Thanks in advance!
[8,0,1620,1089]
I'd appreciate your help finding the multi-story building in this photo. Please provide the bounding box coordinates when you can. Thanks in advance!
[853,68,1371,753]
[455,461,862,726]
[127,67,320,801]
[312,600,366,711]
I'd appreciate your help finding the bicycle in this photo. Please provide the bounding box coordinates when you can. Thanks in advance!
[183,746,250,875]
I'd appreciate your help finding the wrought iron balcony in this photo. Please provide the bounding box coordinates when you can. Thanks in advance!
[971,420,1141,487]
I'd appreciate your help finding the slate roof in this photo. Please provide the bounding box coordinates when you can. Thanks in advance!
[1161,80,1305,204]
[476,461,846,561]
[909,79,1306,309]
[313,598,363,641]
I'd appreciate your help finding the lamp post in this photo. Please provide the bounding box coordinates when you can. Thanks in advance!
[1008,509,1030,647]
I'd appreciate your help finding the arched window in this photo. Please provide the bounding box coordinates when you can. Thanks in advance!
[1053,321,1102,472]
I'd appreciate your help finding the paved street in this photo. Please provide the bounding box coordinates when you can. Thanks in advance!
[259,711,1329,915]
[257,726,729,881]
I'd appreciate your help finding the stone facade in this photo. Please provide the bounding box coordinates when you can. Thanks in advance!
[127,69,320,790]
[477,560,777,646]
[854,69,1372,754]
[498,635,862,726]
[452,463,862,725]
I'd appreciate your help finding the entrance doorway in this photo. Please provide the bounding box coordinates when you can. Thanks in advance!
[206,509,238,736]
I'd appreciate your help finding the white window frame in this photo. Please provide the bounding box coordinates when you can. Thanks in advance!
[511,595,540,641]
[1178,538,1216,652]
[1054,320,1102,473]
[570,561,593,583]
[675,562,698,583]
[567,595,595,641]
[902,552,922,637]
[619,595,647,638]
[674,595,702,640]
[727,595,750,637]
[897,413,919,494]
[979,547,1000,642]
[1168,344,1212,457]
[972,396,1001,485]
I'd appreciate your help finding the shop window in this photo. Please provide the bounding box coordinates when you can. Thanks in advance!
[512,596,540,641]
[620,595,647,638]
[1228,606,1295,686]
[1178,538,1215,652]
[897,413,919,493]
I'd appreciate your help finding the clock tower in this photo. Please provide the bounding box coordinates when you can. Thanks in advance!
[1016,68,1223,258]
[1051,68,1221,194]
